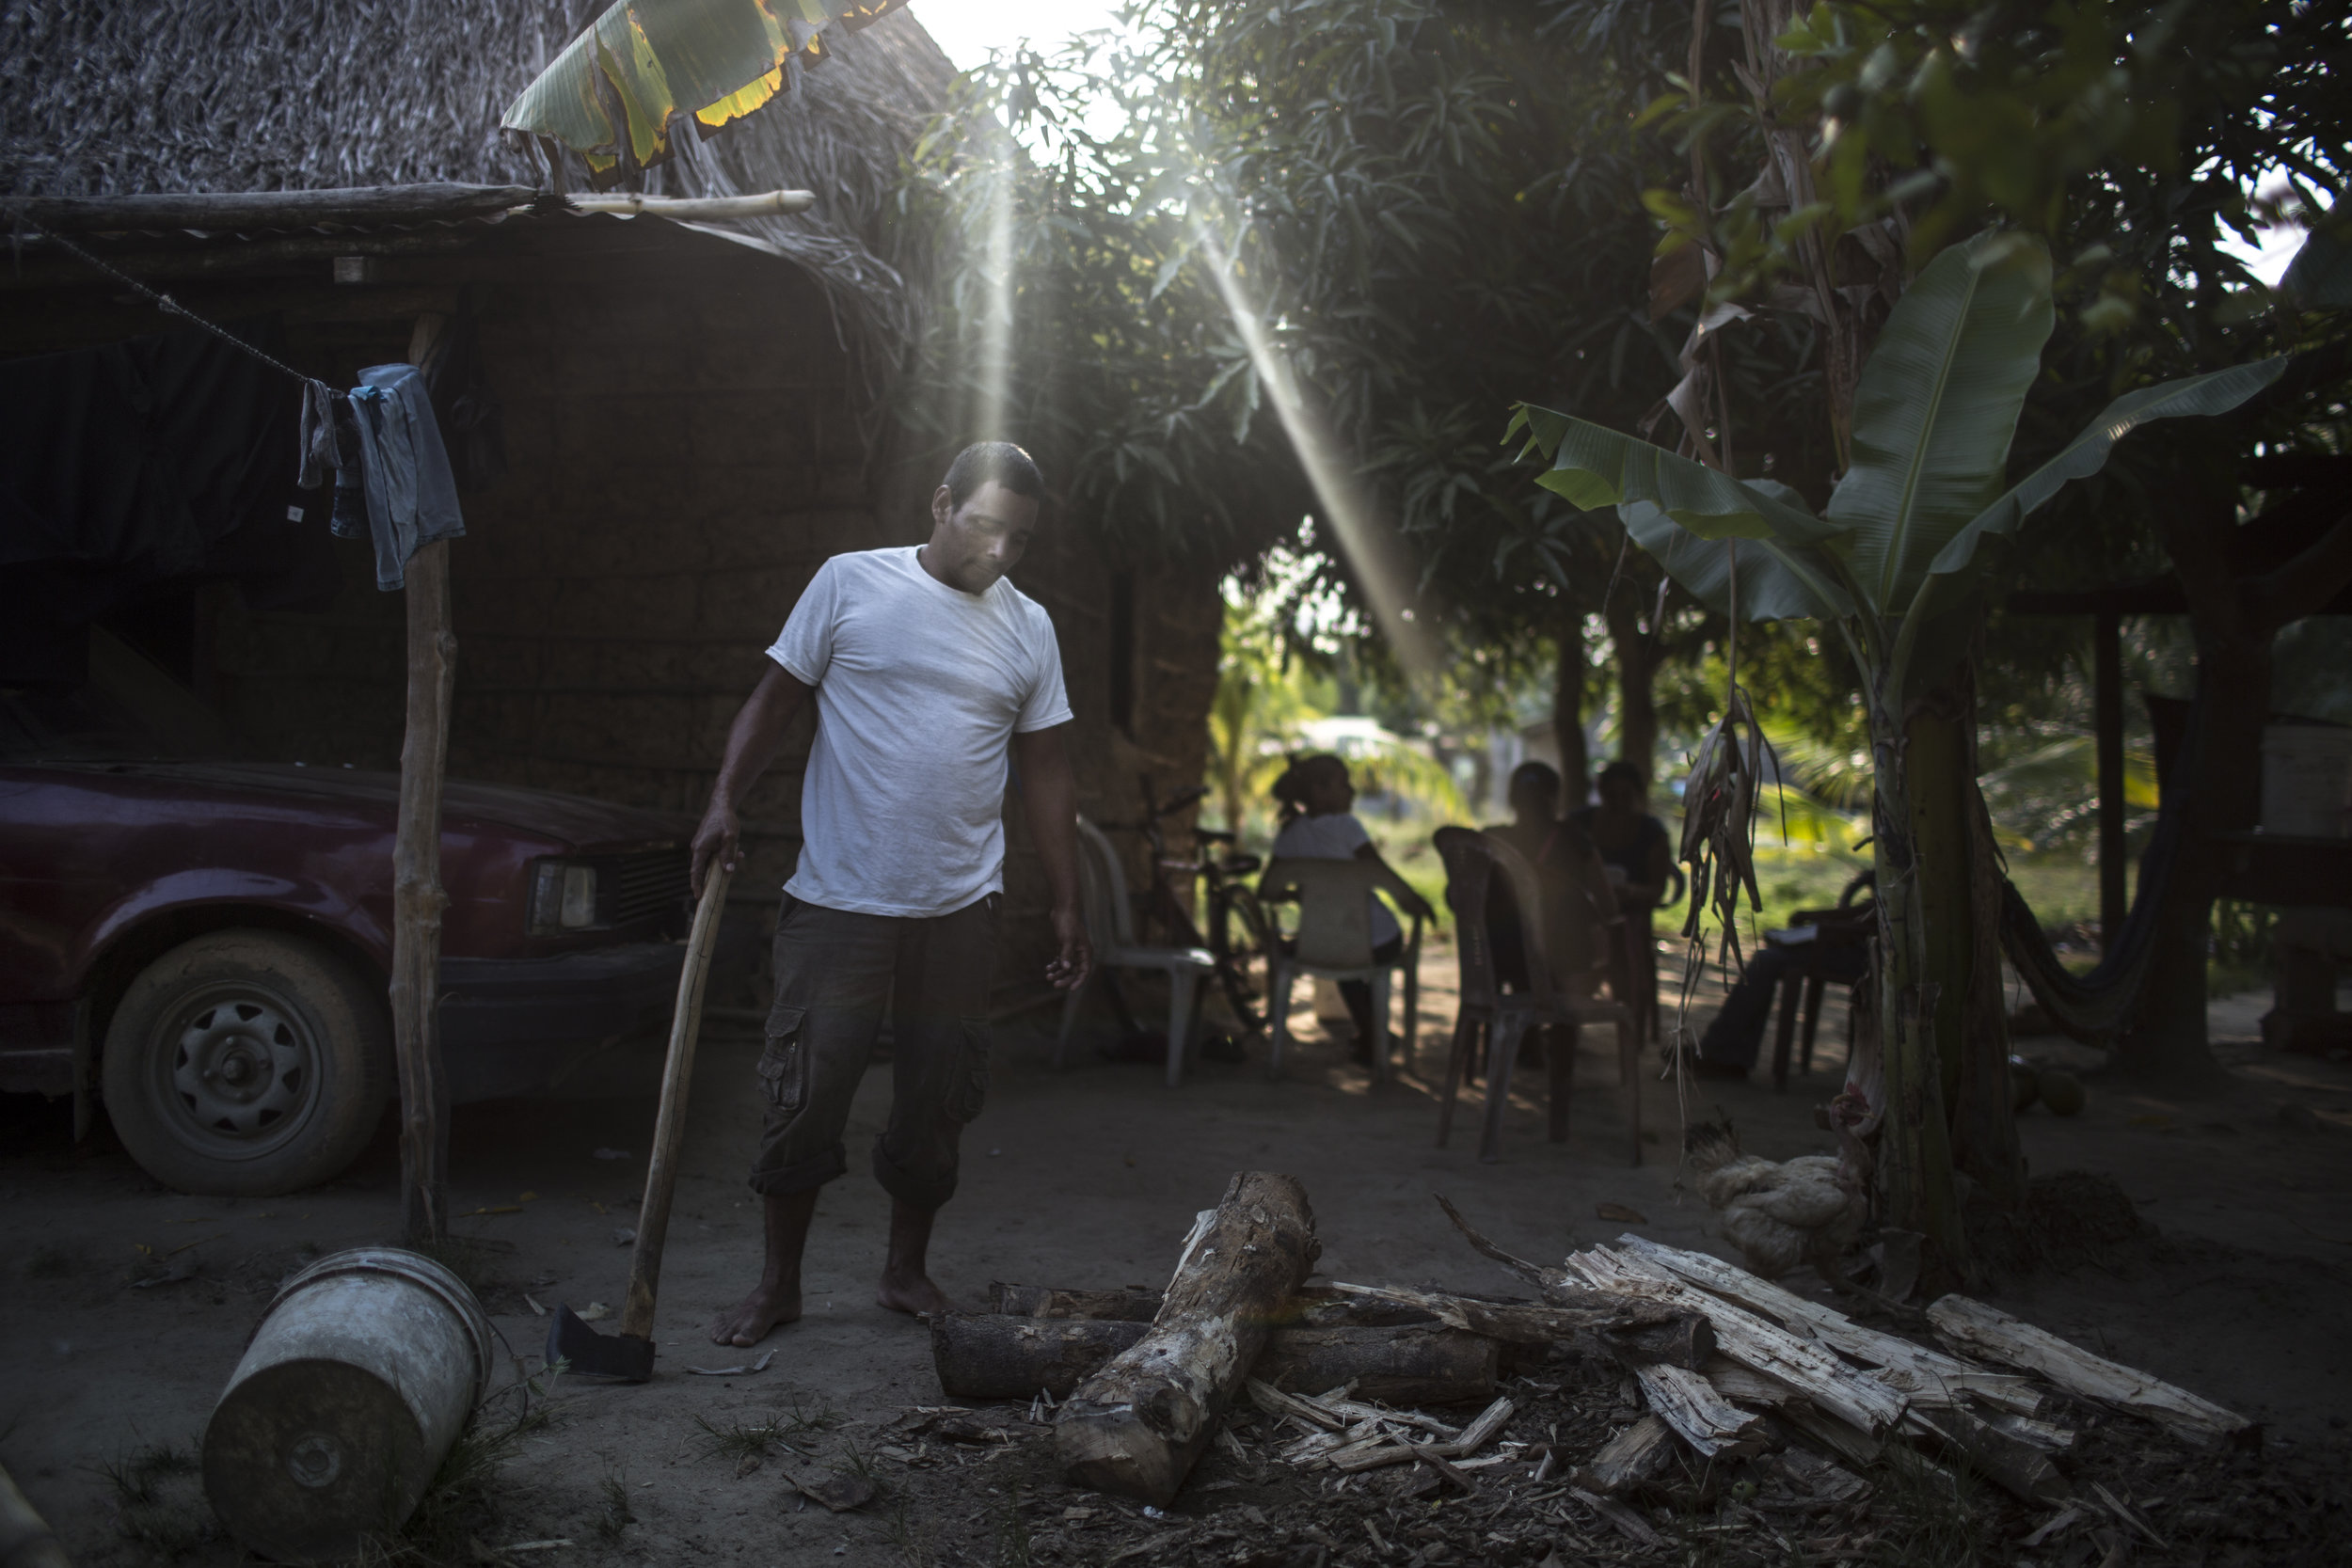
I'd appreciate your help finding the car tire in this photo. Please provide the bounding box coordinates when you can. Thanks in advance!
[102,930,391,1196]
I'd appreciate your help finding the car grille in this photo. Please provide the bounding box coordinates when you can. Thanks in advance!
[608,847,690,927]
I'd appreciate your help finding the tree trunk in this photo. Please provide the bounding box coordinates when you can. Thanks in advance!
[2120,480,2261,1084]
[1057,1173,1319,1503]
[1554,608,1589,805]
[1606,586,1661,784]
[1868,679,1970,1283]
[1950,659,2025,1209]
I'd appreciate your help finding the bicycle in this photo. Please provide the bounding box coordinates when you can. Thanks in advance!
[1098,775,1278,1036]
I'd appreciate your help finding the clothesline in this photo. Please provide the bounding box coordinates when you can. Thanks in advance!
[10,214,344,399]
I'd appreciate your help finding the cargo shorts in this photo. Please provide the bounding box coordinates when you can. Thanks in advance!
[747,892,999,1211]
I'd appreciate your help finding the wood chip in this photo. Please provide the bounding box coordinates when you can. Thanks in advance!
[774,1457,875,1513]
[1247,1377,1343,1431]
[1571,1486,1665,1547]
[1447,1395,1516,1457]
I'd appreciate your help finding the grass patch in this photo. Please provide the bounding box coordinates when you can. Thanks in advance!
[1864,1447,1990,1567]
[95,1440,199,1506]
[992,1481,1032,1568]
[691,1394,841,1466]
[97,1439,213,1558]
[349,1379,564,1565]
[594,1473,635,1543]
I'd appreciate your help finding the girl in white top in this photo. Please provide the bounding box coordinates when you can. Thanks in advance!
[1268,753,1437,1061]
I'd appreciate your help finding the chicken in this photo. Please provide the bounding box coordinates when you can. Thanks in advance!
[1682,1118,1867,1282]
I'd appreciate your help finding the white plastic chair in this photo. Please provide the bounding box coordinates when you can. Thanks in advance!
[1259,857,1422,1080]
[1056,817,1216,1087]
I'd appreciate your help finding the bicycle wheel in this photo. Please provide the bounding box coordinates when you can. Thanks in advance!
[1208,883,1275,1032]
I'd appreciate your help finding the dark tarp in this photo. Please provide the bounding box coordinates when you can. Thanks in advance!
[0,320,339,689]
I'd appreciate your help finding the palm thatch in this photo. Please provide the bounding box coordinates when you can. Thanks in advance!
[0,1,953,364]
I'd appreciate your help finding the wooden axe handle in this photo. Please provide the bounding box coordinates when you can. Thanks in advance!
[622,864,732,1341]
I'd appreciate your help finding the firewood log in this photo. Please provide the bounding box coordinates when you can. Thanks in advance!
[989,1284,1161,1322]
[932,1313,1150,1400]
[991,1282,1441,1329]
[1925,1295,2252,1448]
[1900,1407,2069,1502]
[1255,1323,1497,1406]
[1056,1173,1320,1503]
[932,1314,1494,1405]
[1597,1311,1717,1371]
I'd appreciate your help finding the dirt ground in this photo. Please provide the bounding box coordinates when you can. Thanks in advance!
[4,940,2349,1566]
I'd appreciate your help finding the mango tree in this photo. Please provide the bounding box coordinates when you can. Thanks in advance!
[1514,231,2283,1272]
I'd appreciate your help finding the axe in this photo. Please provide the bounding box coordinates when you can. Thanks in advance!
[549,862,732,1381]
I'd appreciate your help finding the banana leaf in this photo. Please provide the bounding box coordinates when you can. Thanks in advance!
[1919,356,2290,590]
[1621,498,1853,621]
[502,0,905,185]
[1508,405,1849,546]
[1831,232,2053,617]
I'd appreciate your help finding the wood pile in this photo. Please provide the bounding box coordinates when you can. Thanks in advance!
[938,1178,2260,1525]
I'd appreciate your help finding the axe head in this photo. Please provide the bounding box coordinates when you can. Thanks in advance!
[547,1302,656,1383]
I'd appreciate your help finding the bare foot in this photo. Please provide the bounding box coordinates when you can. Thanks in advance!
[707,1281,801,1346]
[875,1269,953,1318]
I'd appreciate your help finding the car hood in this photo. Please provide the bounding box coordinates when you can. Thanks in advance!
[44,761,692,850]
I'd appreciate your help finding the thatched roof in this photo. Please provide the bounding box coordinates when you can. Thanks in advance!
[0,1,954,362]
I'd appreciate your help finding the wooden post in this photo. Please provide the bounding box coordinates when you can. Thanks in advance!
[2093,598,2126,947]
[392,313,456,1246]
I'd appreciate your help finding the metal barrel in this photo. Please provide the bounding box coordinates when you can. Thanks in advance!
[201,1247,494,1563]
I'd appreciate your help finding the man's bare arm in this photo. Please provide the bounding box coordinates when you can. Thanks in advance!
[1011,723,1092,990]
[692,664,811,895]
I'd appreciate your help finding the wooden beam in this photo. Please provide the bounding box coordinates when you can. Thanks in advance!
[392,312,457,1246]
[2,182,540,233]
[570,190,816,220]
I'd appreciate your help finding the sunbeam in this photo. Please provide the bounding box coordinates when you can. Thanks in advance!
[974,138,1019,442]
[1195,229,1438,679]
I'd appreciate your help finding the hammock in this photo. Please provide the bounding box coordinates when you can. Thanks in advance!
[1994,690,2201,1042]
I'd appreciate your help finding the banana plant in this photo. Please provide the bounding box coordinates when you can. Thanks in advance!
[1511,230,2283,1264]
[502,0,905,187]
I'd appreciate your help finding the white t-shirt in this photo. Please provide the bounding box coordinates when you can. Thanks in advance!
[1270,811,1403,947]
[767,546,1073,918]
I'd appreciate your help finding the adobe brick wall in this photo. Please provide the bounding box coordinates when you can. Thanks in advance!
[198,239,1220,988]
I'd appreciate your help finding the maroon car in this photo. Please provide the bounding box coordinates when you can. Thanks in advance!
[0,652,696,1196]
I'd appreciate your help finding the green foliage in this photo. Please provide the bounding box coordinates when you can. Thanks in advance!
[1651,0,2349,342]
[1519,232,2286,698]
[898,0,1838,660]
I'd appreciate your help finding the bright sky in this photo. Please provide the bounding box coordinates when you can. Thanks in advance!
[908,0,1131,71]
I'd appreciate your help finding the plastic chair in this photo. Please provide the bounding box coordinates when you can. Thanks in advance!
[1258,858,1422,1080]
[1432,827,1641,1165]
[1056,817,1216,1087]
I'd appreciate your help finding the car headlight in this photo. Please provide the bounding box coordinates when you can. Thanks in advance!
[529,860,600,934]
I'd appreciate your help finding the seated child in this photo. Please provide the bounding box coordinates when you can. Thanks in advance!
[1269,753,1437,1062]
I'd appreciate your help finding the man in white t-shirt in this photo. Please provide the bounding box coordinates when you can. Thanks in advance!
[690,442,1091,1347]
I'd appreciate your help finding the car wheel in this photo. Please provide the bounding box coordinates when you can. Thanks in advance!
[102,930,391,1196]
